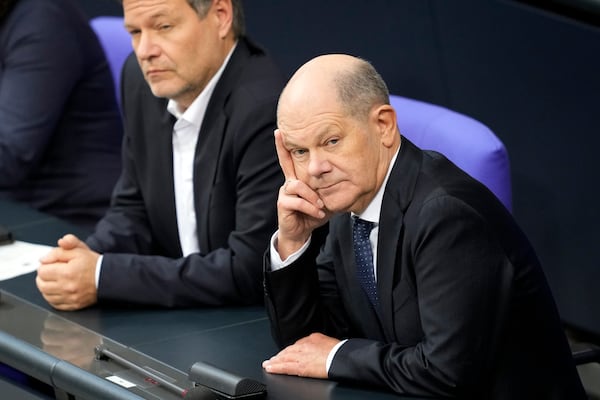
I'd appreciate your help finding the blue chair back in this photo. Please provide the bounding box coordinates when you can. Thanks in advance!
[90,16,131,107]
[390,95,512,211]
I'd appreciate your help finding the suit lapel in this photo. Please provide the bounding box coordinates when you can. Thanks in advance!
[377,193,403,341]
[154,107,181,253]
[376,137,423,341]
[191,39,253,253]
[193,110,226,253]
[337,215,386,340]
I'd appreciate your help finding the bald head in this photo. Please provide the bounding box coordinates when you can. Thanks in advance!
[275,54,400,215]
[277,54,390,127]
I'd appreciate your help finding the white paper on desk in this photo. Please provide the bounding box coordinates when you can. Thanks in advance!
[0,240,52,281]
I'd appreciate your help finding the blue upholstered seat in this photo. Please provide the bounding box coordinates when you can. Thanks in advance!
[390,95,512,211]
[90,16,131,107]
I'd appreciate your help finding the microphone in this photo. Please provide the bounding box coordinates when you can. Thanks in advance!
[95,345,265,399]
[188,360,267,399]
[95,345,191,398]
[183,385,217,399]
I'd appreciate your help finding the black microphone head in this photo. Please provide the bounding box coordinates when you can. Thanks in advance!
[188,361,266,398]
[183,385,216,400]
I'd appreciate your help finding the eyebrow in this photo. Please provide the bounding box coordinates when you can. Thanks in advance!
[284,127,340,149]
[125,11,170,29]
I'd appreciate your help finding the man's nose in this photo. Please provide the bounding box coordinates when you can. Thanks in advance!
[307,151,332,177]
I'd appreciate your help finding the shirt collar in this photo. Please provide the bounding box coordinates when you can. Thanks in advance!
[353,148,400,225]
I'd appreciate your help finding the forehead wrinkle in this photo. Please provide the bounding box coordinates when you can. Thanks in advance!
[124,0,164,11]
[123,0,174,24]
[125,11,166,26]
[280,105,345,130]
[282,120,341,150]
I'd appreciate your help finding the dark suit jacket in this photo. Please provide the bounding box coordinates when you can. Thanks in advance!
[87,37,284,307]
[0,0,123,230]
[265,138,586,399]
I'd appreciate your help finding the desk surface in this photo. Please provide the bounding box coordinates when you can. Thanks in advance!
[0,375,53,400]
[0,199,416,400]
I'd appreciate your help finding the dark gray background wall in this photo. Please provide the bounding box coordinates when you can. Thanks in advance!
[80,0,600,337]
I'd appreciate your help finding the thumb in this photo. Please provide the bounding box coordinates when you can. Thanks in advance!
[57,234,87,250]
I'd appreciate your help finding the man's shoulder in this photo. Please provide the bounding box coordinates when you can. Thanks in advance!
[223,37,285,99]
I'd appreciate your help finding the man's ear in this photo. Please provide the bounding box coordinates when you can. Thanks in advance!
[213,0,234,39]
[373,104,398,147]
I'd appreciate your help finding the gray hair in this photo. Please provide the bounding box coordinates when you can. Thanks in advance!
[333,58,390,121]
[117,0,246,38]
[187,0,245,38]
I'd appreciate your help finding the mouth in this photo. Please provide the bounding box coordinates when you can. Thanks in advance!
[145,68,169,79]
[315,182,339,194]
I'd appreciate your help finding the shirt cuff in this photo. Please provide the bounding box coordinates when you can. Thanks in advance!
[326,339,348,373]
[94,255,103,289]
[269,230,311,271]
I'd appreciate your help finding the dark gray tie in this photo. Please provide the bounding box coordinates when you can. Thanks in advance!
[352,217,379,310]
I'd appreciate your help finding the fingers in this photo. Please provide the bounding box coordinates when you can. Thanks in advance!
[262,345,310,377]
[36,269,73,310]
[274,129,297,180]
[39,245,73,264]
[36,254,98,311]
[275,129,325,219]
[262,333,333,379]
[262,346,326,378]
[36,274,96,311]
[280,178,325,220]
[39,247,61,264]
[262,357,303,376]
[36,261,61,282]
[36,263,71,304]
[57,234,87,250]
[40,235,88,264]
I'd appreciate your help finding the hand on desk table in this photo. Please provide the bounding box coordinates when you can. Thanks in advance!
[36,234,99,311]
[262,332,338,379]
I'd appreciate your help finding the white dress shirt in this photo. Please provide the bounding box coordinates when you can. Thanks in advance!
[94,44,237,285]
[269,149,399,372]
[167,44,236,256]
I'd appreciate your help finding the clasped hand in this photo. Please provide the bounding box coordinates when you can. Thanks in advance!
[36,234,99,311]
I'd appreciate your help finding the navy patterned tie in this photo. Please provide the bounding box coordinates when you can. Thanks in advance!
[352,217,379,310]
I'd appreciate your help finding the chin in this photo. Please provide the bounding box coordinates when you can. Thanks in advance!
[146,80,177,100]
[321,195,354,214]
[319,182,366,213]
[148,85,169,99]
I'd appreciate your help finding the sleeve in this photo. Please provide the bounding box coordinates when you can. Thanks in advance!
[269,231,312,270]
[0,9,83,187]
[85,133,155,256]
[328,196,514,397]
[264,224,351,347]
[85,54,156,256]
[87,54,285,307]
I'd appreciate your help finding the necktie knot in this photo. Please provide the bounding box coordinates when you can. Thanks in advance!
[352,217,379,310]
[353,217,374,239]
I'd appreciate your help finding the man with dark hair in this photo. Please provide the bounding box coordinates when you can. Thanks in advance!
[37,0,284,309]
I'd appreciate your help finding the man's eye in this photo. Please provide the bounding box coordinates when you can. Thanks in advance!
[327,138,339,145]
[292,149,307,156]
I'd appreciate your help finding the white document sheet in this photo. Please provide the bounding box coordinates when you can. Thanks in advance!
[0,240,52,281]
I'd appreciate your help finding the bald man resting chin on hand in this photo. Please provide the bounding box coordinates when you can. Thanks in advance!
[262,54,586,399]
